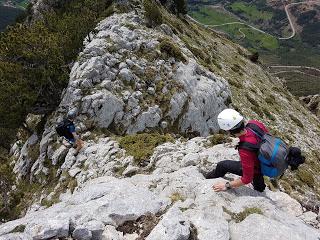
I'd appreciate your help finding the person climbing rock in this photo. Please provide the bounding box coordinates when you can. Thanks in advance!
[56,110,84,155]
[205,108,267,192]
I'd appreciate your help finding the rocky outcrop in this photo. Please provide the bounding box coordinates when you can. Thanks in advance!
[300,94,320,117]
[2,138,320,239]
[4,1,320,240]
[58,12,231,136]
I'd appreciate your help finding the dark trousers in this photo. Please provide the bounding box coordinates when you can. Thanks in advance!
[206,160,266,192]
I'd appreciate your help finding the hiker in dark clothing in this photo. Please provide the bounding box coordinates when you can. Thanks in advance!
[205,109,267,192]
[56,110,84,155]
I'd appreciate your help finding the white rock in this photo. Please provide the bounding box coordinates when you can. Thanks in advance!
[146,207,190,240]
[0,233,32,240]
[25,219,70,240]
[13,133,39,179]
[181,153,199,167]
[230,214,320,240]
[122,166,140,177]
[101,225,124,240]
[119,68,134,83]
[299,211,318,226]
[52,145,69,165]
[147,87,155,95]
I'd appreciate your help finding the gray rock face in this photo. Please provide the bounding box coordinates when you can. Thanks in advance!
[230,214,319,240]
[5,6,320,240]
[72,226,92,240]
[146,207,190,240]
[54,11,231,137]
[174,60,231,135]
[13,133,38,179]
[24,219,69,240]
[2,138,320,240]
[0,233,32,240]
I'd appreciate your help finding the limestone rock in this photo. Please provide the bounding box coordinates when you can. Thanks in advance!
[13,133,39,179]
[51,145,69,165]
[72,226,92,240]
[146,207,190,240]
[0,233,32,240]
[24,218,70,240]
[101,226,124,240]
[230,214,320,240]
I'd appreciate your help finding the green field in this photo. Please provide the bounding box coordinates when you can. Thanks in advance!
[230,1,273,22]
[190,6,237,25]
[191,6,279,51]
[278,72,320,96]
[189,0,320,96]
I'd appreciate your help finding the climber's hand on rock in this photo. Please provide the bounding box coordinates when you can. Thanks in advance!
[212,182,226,192]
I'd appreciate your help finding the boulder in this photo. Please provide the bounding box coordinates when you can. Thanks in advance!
[146,207,190,240]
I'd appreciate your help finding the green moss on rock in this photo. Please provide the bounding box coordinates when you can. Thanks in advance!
[208,134,232,146]
[289,114,304,128]
[223,207,263,223]
[297,168,314,187]
[170,192,185,203]
[119,133,174,163]
[159,38,186,62]
[143,0,162,27]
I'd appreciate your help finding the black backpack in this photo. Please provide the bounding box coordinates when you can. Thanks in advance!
[56,119,74,140]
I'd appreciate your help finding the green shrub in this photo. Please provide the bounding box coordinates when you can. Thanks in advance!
[143,0,162,27]
[119,133,174,163]
[173,0,188,15]
[208,134,232,146]
[263,108,275,121]
[297,169,314,187]
[246,93,259,107]
[159,38,186,62]
[231,64,243,75]
[249,52,259,63]
[289,114,304,128]
[251,105,263,118]
[265,95,276,105]
[0,0,114,149]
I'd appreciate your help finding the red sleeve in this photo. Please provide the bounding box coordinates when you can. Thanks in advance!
[239,149,256,184]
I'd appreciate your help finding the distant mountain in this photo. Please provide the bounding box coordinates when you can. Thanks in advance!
[188,0,320,96]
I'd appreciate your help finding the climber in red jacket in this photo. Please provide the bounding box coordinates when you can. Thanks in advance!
[205,109,267,192]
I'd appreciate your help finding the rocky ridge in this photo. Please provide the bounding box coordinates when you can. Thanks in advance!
[1,138,320,240]
[2,1,320,239]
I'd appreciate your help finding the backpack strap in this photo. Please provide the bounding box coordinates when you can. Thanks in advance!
[236,141,260,153]
[246,123,265,139]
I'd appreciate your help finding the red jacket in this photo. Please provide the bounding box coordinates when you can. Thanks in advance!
[238,120,268,184]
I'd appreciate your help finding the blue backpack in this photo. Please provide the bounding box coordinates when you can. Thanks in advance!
[238,123,289,178]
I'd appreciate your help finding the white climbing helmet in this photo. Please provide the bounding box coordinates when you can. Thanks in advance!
[217,109,244,131]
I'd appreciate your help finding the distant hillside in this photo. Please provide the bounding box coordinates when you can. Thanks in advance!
[0,6,24,31]
[188,0,320,96]
[0,0,29,32]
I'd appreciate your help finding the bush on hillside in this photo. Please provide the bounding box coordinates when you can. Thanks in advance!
[119,133,174,163]
[0,0,113,148]
[173,0,187,15]
[143,0,163,27]
[159,38,186,62]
